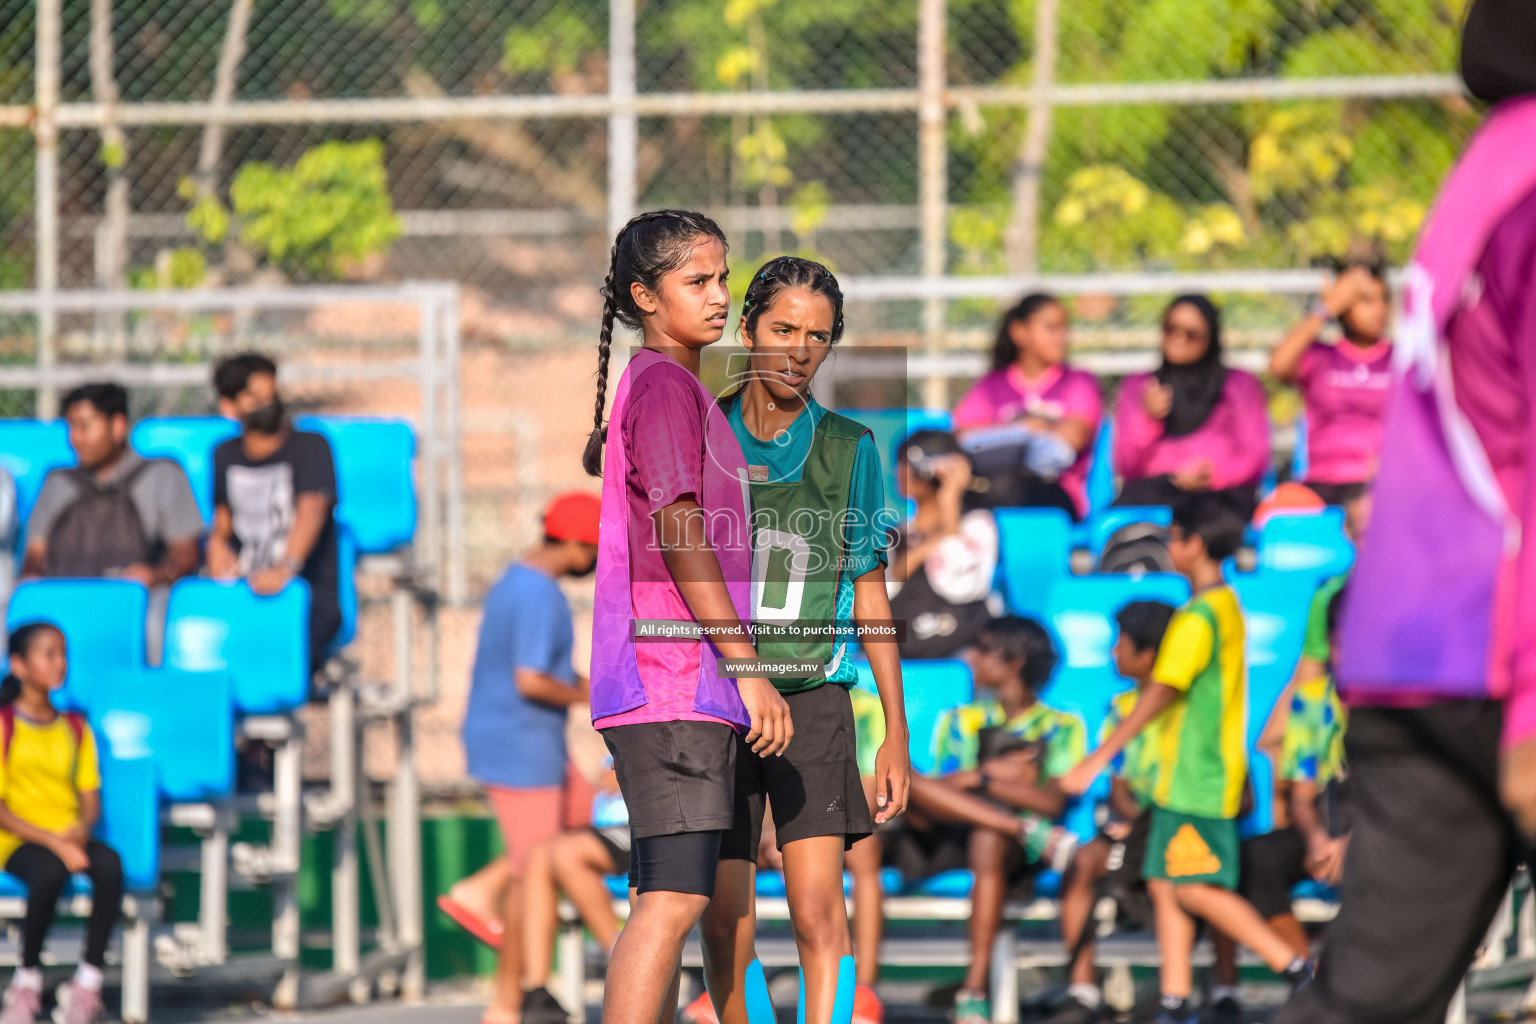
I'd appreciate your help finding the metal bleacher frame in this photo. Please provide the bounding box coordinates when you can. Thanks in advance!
[0,284,461,1018]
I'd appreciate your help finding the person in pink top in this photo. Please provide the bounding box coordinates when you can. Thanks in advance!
[953,294,1103,520]
[1269,261,1393,505]
[579,209,792,1024]
[1113,295,1271,520]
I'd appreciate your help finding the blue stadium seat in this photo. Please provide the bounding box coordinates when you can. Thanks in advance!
[855,658,972,777]
[1042,573,1191,839]
[128,417,239,524]
[835,408,952,519]
[1083,505,1172,557]
[994,507,1073,618]
[5,580,148,713]
[1255,507,1353,579]
[1225,564,1320,837]
[294,415,417,554]
[0,419,74,534]
[1084,419,1116,519]
[164,578,312,714]
[1290,415,1309,483]
[92,668,235,803]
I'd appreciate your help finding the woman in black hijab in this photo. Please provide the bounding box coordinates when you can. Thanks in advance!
[1111,295,1272,520]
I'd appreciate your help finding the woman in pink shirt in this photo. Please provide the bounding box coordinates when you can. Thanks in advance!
[952,293,1103,520]
[1113,295,1271,520]
[1269,262,1393,505]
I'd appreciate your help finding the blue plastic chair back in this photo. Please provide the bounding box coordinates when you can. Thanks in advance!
[97,753,160,892]
[332,526,358,652]
[294,415,417,554]
[164,579,311,714]
[1290,415,1309,482]
[856,658,972,777]
[5,580,148,713]
[835,408,952,519]
[92,668,235,803]
[1085,505,1173,556]
[128,417,240,525]
[0,419,74,533]
[994,507,1073,618]
[1255,507,1354,579]
[1084,418,1116,517]
[1224,564,1319,837]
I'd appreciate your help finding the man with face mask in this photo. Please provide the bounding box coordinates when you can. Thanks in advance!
[209,352,342,667]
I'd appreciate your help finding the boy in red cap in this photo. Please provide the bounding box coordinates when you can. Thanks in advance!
[439,491,601,1024]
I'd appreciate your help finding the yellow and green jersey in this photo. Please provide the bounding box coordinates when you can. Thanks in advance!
[1102,688,1164,809]
[932,698,1087,783]
[851,686,887,778]
[1149,585,1249,820]
[1280,674,1346,787]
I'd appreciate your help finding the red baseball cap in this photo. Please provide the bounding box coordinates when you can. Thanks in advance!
[544,491,601,546]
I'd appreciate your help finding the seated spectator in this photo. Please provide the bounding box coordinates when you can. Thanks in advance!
[0,623,122,1024]
[843,684,893,1024]
[21,383,204,660]
[1269,263,1393,506]
[1044,599,1176,1024]
[953,294,1103,520]
[1113,296,1271,521]
[887,430,998,659]
[444,492,597,1024]
[883,616,1087,1024]
[208,354,341,665]
[516,760,628,1024]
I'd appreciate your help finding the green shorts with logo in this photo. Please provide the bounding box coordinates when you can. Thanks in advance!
[1142,806,1240,890]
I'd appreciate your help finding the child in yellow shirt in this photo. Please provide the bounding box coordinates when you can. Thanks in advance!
[0,623,121,1024]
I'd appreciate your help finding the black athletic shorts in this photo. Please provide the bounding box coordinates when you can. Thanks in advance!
[601,720,738,840]
[719,683,874,858]
[879,820,1038,897]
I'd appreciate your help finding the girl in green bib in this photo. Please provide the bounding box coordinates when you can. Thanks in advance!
[691,257,910,1024]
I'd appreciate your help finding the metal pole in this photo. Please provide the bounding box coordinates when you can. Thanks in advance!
[442,287,466,607]
[330,685,362,999]
[418,292,441,594]
[917,0,948,411]
[34,0,61,418]
[1006,0,1060,274]
[391,709,424,1000]
[607,0,638,239]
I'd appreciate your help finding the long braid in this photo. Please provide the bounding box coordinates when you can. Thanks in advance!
[580,209,728,478]
[582,237,623,477]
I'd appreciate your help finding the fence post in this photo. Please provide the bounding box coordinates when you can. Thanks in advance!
[34,0,61,418]
[608,0,638,240]
[1006,0,1060,274]
[917,0,948,410]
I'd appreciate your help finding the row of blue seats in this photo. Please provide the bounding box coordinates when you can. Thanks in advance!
[0,415,418,556]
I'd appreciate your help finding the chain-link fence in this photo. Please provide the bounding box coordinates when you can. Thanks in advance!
[0,0,1473,593]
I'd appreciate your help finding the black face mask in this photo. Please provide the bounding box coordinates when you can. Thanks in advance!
[242,397,285,434]
[568,559,597,579]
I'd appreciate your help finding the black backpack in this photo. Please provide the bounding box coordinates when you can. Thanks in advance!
[1097,521,1175,576]
[42,462,154,577]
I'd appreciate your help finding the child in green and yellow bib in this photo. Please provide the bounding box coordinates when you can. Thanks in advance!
[0,623,122,1024]
[698,256,912,1024]
[1061,497,1312,1024]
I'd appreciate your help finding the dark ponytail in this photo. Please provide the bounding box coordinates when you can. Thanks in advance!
[990,293,1062,372]
[740,255,845,343]
[581,209,729,477]
[2,622,61,708]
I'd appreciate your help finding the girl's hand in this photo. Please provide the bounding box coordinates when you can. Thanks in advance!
[50,837,89,874]
[1058,757,1103,797]
[1142,382,1174,420]
[872,737,911,824]
[60,823,89,846]
[739,676,793,757]
[1322,266,1375,319]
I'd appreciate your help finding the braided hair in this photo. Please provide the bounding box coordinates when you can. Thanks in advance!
[581,209,729,477]
[739,255,846,345]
